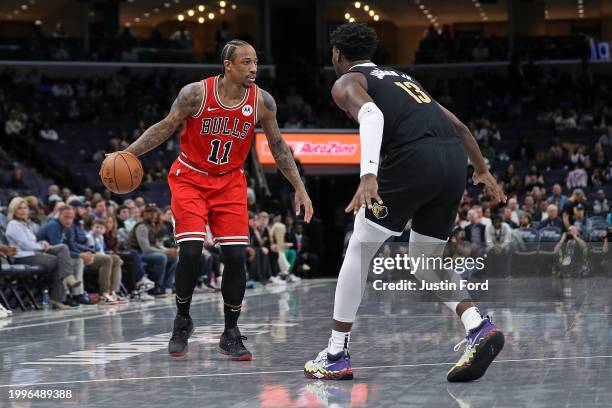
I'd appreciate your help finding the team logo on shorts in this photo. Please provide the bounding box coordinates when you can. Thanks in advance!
[371,203,388,219]
[242,104,253,116]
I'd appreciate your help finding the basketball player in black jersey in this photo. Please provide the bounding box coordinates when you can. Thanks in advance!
[304,23,506,382]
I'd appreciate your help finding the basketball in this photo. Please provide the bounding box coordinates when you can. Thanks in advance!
[99,151,144,194]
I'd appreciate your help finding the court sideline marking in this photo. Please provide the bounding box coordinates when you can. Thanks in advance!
[1,354,611,388]
[0,281,331,332]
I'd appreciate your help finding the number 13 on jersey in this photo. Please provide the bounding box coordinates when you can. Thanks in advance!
[394,81,432,104]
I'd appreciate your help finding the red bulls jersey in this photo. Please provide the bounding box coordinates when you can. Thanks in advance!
[178,75,259,174]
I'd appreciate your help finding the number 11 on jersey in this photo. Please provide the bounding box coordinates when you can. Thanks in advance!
[208,139,233,165]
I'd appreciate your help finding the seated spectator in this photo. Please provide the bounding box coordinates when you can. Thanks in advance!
[103,215,152,299]
[37,205,93,304]
[597,125,612,149]
[547,184,567,209]
[146,160,168,182]
[519,213,533,229]
[90,198,107,219]
[39,122,59,142]
[572,203,587,232]
[538,204,564,230]
[501,207,518,229]
[86,219,126,304]
[524,165,544,191]
[247,212,273,284]
[4,110,24,136]
[293,222,318,277]
[485,215,512,277]
[591,189,610,216]
[170,25,192,49]
[6,198,80,310]
[7,169,26,189]
[464,209,486,255]
[566,163,588,189]
[555,108,577,130]
[127,205,177,295]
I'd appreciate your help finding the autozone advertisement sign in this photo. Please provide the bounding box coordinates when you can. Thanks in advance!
[256,132,359,165]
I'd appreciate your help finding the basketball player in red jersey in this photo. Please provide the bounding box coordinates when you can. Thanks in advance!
[123,39,313,360]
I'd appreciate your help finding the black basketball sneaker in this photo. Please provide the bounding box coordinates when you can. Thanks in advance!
[168,315,194,357]
[218,326,252,361]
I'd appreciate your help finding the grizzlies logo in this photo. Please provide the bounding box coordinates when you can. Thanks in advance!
[371,203,388,219]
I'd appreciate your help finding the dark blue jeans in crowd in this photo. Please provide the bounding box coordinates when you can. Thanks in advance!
[141,252,177,293]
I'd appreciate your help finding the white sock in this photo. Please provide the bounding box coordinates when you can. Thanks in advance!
[460,307,483,332]
[328,330,350,355]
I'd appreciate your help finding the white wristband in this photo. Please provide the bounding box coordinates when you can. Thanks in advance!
[357,102,384,177]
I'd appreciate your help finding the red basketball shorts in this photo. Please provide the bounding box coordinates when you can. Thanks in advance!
[167,157,249,246]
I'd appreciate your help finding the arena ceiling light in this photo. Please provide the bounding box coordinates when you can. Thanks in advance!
[577,0,584,18]
[208,12,215,19]
[231,4,237,10]
[177,13,184,21]
[198,16,205,23]
[219,0,226,7]
[198,5,205,12]
[187,9,194,16]
[354,2,361,8]
[416,0,439,29]
[220,8,225,14]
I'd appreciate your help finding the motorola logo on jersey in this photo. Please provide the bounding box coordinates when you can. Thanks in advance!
[242,104,253,117]
[200,116,252,139]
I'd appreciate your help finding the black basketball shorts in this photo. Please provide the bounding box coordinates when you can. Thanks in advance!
[364,137,468,241]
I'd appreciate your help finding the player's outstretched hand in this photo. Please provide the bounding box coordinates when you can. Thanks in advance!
[472,170,507,205]
[295,188,314,223]
[345,174,383,215]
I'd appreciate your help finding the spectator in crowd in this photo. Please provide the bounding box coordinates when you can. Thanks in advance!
[597,125,612,149]
[5,110,24,136]
[501,206,518,229]
[247,212,273,284]
[127,205,177,295]
[103,215,153,299]
[39,122,59,142]
[146,160,168,182]
[519,213,533,229]
[538,204,564,230]
[90,198,107,219]
[7,169,26,189]
[86,219,126,304]
[293,222,318,277]
[566,163,588,189]
[36,205,95,304]
[547,184,567,209]
[485,215,512,277]
[506,197,521,226]
[554,225,589,276]
[170,25,192,49]
[464,209,486,256]
[5,198,80,309]
[591,189,610,216]
[562,189,586,230]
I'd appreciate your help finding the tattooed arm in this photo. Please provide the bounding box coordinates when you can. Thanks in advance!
[258,89,313,222]
[125,82,203,157]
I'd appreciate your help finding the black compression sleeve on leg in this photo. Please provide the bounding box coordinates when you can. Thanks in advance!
[220,245,247,329]
[175,240,203,318]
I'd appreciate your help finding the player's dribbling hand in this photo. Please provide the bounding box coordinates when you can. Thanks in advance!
[346,174,383,215]
[472,171,507,205]
[295,188,314,223]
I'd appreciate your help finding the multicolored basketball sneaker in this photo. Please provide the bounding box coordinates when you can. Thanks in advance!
[304,349,353,380]
[447,316,505,382]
